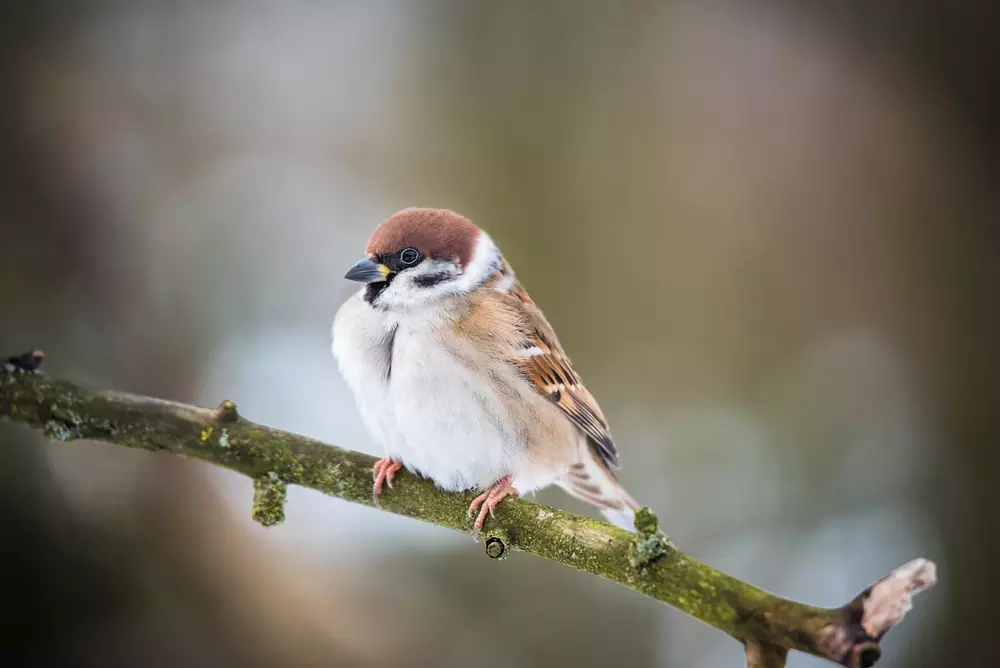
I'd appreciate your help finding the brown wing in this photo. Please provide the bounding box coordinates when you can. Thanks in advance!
[506,282,619,467]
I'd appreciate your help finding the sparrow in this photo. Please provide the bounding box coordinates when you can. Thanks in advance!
[332,208,640,535]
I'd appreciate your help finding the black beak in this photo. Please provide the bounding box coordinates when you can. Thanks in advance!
[344,257,390,283]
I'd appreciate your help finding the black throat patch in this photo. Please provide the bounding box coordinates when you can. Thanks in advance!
[364,280,391,304]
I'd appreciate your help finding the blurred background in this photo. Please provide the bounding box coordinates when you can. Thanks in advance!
[1,2,997,667]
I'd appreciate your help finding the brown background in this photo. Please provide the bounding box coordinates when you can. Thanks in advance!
[2,3,997,667]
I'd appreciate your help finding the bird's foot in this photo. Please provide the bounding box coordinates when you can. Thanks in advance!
[372,458,403,505]
[468,476,519,540]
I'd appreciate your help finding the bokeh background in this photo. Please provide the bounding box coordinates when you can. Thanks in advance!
[2,2,997,667]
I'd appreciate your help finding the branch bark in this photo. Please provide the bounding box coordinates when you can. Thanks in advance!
[0,352,936,667]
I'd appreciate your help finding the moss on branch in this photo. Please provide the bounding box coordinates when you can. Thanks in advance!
[0,354,935,668]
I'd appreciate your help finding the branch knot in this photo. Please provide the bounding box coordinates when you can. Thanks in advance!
[4,349,45,373]
[215,399,239,423]
[628,506,670,569]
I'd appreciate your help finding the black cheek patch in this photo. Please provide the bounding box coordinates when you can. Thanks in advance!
[414,271,452,288]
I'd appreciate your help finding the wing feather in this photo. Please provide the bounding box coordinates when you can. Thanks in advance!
[454,268,620,468]
[506,283,619,467]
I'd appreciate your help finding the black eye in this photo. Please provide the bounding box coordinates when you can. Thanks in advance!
[399,248,420,265]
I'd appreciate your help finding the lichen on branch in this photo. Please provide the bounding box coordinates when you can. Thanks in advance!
[0,352,936,668]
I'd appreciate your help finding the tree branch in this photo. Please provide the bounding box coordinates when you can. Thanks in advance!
[0,352,935,667]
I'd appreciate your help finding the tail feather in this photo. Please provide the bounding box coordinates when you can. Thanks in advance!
[558,448,640,531]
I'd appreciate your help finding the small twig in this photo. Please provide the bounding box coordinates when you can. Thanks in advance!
[252,472,287,527]
[745,640,788,668]
[0,351,936,666]
[820,558,937,668]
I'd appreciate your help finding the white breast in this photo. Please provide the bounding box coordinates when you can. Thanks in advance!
[332,293,532,492]
[332,293,399,450]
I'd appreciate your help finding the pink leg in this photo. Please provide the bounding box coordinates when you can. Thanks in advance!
[467,476,520,538]
[372,458,403,502]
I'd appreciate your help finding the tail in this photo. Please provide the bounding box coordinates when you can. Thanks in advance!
[558,447,641,531]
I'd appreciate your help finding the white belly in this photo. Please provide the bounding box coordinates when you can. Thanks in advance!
[333,293,529,492]
[387,319,525,490]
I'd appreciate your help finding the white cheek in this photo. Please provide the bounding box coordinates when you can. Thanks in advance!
[450,231,500,293]
[376,260,459,309]
[374,235,502,311]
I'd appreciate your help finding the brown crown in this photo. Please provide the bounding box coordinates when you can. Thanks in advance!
[366,208,480,267]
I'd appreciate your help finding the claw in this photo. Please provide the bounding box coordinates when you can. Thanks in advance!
[372,458,403,506]
[467,476,518,540]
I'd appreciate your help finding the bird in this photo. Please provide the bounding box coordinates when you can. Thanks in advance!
[332,207,640,536]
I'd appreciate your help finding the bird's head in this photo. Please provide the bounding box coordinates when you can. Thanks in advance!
[344,208,502,310]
